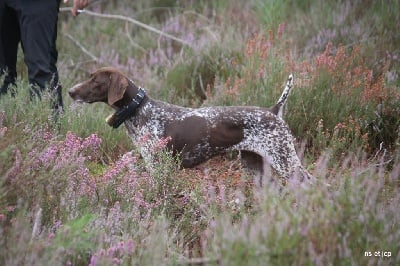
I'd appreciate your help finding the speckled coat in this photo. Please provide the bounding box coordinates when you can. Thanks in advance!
[69,67,313,182]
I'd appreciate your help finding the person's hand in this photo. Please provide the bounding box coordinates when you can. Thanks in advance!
[64,0,90,17]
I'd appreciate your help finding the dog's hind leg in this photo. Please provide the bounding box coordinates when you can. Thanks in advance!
[255,125,314,183]
[240,151,265,186]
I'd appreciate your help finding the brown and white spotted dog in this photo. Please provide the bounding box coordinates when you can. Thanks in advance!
[69,67,313,183]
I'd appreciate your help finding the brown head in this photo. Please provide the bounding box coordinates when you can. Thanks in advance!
[68,67,136,109]
[69,67,147,128]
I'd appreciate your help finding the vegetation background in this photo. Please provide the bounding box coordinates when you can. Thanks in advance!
[1,0,399,265]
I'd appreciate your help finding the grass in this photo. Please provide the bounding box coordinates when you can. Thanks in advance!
[1,0,399,265]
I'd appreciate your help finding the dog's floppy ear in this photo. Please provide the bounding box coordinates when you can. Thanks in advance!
[108,72,129,106]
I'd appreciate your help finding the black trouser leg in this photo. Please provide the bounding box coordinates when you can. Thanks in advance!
[0,4,20,95]
[0,0,63,112]
[17,1,63,111]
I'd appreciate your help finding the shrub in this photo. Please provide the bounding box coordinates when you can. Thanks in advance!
[288,43,400,157]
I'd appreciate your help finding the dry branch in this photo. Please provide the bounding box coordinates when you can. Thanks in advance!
[63,32,99,62]
[60,8,191,46]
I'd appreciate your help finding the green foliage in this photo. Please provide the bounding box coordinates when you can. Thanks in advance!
[255,0,287,29]
[165,46,242,106]
[48,214,97,265]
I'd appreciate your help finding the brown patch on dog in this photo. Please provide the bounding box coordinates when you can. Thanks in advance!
[165,116,208,153]
[209,120,244,148]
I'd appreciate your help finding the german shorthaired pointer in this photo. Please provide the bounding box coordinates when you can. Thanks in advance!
[69,67,313,182]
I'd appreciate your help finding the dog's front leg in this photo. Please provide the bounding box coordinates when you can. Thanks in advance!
[139,146,157,174]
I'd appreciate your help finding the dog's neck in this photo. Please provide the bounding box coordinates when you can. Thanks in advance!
[107,79,148,128]
[112,79,147,108]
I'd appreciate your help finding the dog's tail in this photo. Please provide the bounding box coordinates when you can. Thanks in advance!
[269,74,293,118]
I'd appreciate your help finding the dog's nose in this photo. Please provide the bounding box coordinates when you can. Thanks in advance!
[68,89,83,103]
[68,83,80,99]
[68,89,75,98]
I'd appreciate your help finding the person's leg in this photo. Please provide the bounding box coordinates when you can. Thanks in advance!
[17,0,63,111]
[0,3,20,95]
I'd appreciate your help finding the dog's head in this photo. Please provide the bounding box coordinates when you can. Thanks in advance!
[68,67,131,107]
[69,67,147,128]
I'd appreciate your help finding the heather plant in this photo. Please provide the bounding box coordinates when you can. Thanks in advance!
[46,214,97,265]
[285,0,400,65]
[63,101,133,160]
[203,29,290,109]
[0,107,101,264]
[1,112,400,265]
[0,81,56,129]
[0,120,102,223]
[288,42,400,157]
[1,0,400,265]
[255,0,288,30]
[165,45,242,106]
[201,152,400,265]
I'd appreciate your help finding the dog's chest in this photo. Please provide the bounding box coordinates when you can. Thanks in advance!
[124,101,186,142]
